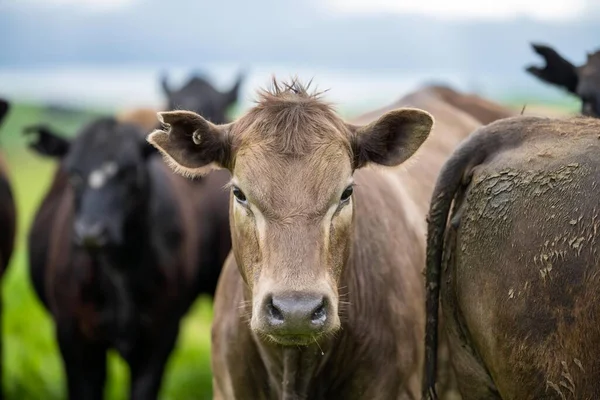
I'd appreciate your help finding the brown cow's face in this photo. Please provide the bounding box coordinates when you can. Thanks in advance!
[229,140,354,345]
[148,79,433,346]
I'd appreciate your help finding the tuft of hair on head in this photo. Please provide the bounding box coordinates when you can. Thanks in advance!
[255,75,331,104]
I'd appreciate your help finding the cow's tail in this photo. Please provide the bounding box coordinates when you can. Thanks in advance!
[422,121,518,400]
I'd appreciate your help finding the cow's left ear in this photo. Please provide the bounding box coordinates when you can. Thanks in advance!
[23,124,71,158]
[0,99,9,125]
[348,108,433,169]
[148,110,232,178]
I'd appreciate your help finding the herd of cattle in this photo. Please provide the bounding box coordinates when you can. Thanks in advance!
[0,42,597,400]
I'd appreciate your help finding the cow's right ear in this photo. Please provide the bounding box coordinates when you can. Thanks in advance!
[525,43,579,94]
[23,125,71,158]
[147,110,232,178]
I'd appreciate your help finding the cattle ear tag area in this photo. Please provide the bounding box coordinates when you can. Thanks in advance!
[192,130,202,145]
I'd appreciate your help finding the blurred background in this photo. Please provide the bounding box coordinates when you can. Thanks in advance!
[0,0,598,398]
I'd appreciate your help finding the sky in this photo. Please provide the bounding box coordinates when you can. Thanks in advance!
[1,0,597,108]
[326,0,588,21]
[14,0,590,20]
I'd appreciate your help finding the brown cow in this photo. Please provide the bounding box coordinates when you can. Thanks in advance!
[25,118,231,400]
[423,115,600,399]
[409,84,572,124]
[426,85,516,125]
[0,98,15,400]
[149,78,438,399]
[353,85,483,400]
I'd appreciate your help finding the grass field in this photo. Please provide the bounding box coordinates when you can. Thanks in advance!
[0,95,578,399]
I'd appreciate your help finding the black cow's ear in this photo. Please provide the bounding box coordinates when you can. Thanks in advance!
[160,72,172,97]
[348,108,433,169]
[147,110,232,178]
[23,124,71,158]
[223,71,245,106]
[525,43,579,94]
[0,99,10,125]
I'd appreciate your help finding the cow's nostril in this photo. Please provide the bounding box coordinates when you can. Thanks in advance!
[266,297,284,323]
[311,299,327,325]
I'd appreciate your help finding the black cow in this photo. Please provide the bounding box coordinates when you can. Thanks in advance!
[526,43,600,117]
[24,118,231,400]
[161,72,244,124]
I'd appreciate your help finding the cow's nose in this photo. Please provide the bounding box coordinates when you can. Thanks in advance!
[73,220,108,249]
[265,292,327,334]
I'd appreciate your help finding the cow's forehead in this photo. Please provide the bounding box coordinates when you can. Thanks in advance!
[67,129,141,172]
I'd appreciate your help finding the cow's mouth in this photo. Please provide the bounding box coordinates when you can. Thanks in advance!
[267,334,320,346]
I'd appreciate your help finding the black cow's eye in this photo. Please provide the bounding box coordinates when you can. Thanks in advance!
[232,186,247,205]
[340,185,353,203]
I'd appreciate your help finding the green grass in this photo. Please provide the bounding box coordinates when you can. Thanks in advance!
[0,103,214,399]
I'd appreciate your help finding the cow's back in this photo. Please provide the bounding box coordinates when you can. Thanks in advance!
[445,117,600,399]
[427,85,516,125]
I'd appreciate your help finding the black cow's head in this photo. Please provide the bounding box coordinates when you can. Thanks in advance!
[526,43,600,117]
[160,72,244,124]
[24,118,156,250]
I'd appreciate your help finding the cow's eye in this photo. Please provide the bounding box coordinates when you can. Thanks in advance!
[340,185,353,203]
[232,186,247,205]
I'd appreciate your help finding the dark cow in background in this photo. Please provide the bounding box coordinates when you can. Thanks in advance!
[423,115,600,399]
[526,43,600,117]
[24,118,231,400]
[0,98,16,400]
[116,71,245,132]
[161,71,245,123]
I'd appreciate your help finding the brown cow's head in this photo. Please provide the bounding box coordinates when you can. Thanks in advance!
[526,43,600,117]
[148,79,433,346]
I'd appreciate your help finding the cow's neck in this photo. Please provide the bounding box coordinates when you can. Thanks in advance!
[82,207,162,349]
[253,333,332,399]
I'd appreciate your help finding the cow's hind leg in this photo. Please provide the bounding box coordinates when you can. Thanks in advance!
[128,322,179,400]
[57,327,107,400]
